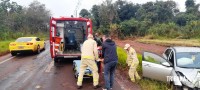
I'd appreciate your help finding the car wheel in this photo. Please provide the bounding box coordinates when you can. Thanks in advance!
[74,73,78,79]
[43,43,46,50]
[73,64,76,71]
[11,52,17,56]
[173,85,182,90]
[37,45,40,54]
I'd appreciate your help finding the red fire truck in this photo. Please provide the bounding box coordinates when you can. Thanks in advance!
[49,17,93,62]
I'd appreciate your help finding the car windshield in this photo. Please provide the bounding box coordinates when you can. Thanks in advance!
[16,38,32,42]
[176,52,200,68]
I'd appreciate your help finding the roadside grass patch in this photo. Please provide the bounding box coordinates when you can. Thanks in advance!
[0,40,14,55]
[117,47,171,90]
[137,39,200,47]
[117,47,127,68]
[138,78,170,90]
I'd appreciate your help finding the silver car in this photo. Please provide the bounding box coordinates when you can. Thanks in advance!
[142,47,200,90]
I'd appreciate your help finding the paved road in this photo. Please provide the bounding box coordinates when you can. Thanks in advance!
[0,43,123,90]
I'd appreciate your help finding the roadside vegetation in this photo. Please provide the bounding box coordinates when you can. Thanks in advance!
[117,47,170,90]
[0,40,13,56]
[0,0,50,55]
[137,39,200,47]
[79,0,200,40]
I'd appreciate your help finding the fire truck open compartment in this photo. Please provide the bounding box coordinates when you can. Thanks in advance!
[56,20,87,54]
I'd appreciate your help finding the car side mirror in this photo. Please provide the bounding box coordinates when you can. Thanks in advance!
[161,62,171,67]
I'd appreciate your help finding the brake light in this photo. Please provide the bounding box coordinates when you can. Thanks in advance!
[27,43,33,45]
[10,44,16,46]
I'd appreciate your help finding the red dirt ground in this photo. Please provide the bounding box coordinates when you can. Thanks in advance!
[115,39,167,55]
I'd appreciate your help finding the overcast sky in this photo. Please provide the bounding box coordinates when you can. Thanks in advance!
[10,0,200,17]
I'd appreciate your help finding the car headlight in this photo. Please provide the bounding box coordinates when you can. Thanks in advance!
[177,72,195,88]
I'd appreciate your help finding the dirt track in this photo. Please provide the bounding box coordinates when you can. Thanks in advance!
[115,39,167,55]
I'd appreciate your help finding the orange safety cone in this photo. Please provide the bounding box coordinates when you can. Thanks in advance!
[54,36,62,52]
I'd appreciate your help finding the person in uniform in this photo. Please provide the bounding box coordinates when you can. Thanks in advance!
[124,44,141,82]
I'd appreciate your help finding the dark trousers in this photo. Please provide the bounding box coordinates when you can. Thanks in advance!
[104,61,117,90]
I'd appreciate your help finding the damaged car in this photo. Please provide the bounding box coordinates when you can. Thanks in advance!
[142,47,200,90]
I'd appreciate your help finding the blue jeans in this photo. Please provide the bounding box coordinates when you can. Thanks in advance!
[104,61,117,90]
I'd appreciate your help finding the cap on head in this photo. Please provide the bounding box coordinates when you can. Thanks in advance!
[87,34,93,39]
[124,44,130,50]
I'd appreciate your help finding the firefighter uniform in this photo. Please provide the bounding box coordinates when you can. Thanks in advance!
[124,44,141,82]
[77,34,99,87]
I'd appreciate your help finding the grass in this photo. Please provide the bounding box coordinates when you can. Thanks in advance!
[117,47,171,90]
[0,40,14,56]
[117,47,127,68]
[137,39,200,47]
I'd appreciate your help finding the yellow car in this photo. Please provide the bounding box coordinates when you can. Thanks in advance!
[9,37,45,56]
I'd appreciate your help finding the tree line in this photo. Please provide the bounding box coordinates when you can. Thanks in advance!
[0,0,51,40]
[79,0,200,39]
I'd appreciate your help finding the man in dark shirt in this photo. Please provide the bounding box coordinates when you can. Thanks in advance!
[94,33,102,46]
[101,34,118,90]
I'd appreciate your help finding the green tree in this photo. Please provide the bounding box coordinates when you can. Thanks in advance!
[135,1,178,23]
[115,0,140,21]
[185,0,195,8]
[185,0,200,16]
[79,9,90,18]
[0,0,51,40]
[91,5,100,30]
[25,0,51,33]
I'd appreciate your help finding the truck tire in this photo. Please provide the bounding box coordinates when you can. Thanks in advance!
[54,57,58,63]
[54,57,59,66]
[11,52,17,56]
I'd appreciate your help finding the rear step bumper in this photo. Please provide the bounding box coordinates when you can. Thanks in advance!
[56,54,81,58]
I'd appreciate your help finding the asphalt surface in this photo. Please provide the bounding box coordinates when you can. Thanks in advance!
[0,42,123,90]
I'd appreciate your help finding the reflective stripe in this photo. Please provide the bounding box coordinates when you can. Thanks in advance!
[131,78,135,81]
[82,56,94,60]
[93,79,98,82]
[55,44,59,46]
[78,78,83,82]
[55,49,59,52]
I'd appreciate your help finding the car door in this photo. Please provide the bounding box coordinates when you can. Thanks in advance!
[142,52,173,82]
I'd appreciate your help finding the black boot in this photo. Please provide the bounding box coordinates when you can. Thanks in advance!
[94,85,101,89]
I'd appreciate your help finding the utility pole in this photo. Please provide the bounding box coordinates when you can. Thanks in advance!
[74,0,81,17]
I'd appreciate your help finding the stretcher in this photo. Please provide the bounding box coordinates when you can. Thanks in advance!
[73,60,92,78]
[73,46,102,79]
[73,60,102,79]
